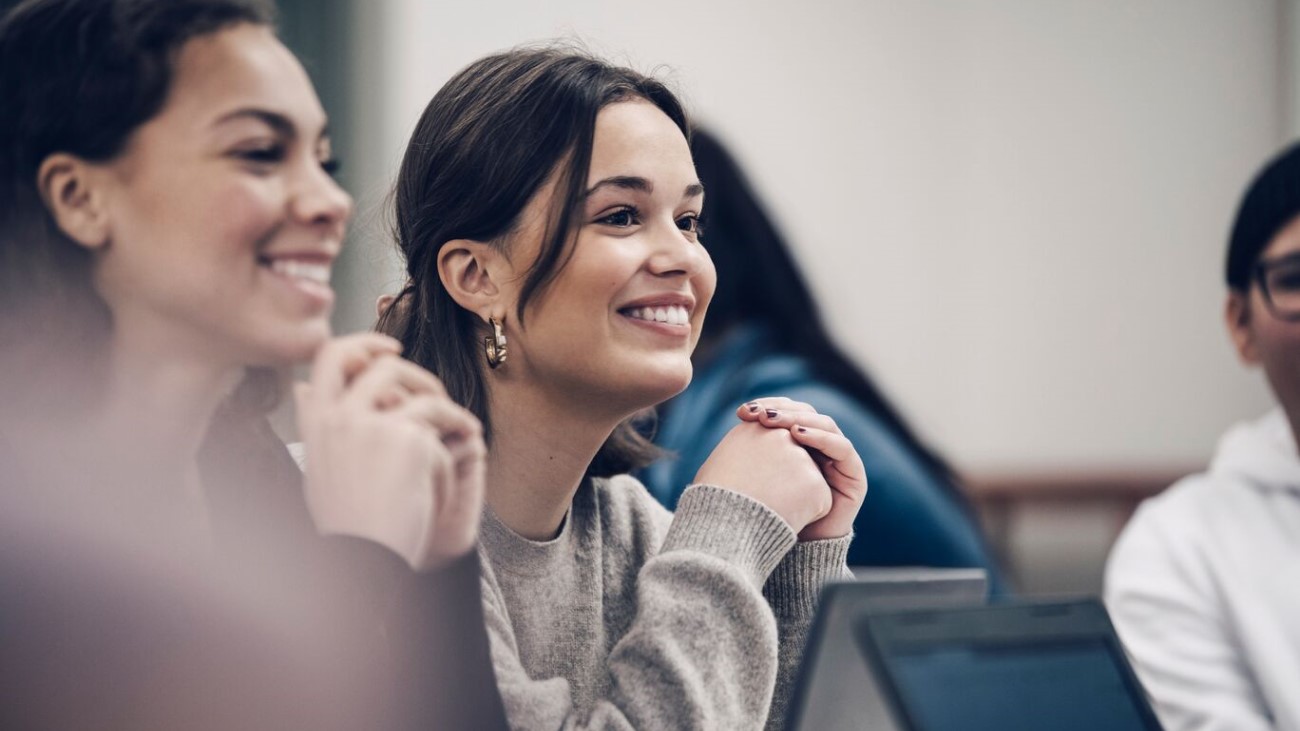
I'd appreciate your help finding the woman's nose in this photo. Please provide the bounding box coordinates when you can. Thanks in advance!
[291,163,353,229]
[647,221,708,278]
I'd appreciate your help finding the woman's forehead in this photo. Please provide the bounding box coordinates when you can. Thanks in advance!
[160,24,326,138]
[587,100,694,187]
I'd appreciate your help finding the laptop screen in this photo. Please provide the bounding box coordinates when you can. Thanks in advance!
[888,639,1151,731]
[855,601,1162,731]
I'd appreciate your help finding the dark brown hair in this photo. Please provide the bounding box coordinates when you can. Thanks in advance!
[0,0,278,414]
[380,46,689,477]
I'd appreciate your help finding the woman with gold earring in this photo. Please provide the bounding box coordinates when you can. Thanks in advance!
[380,47,869,730]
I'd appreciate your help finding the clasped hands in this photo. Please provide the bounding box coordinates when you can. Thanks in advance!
[292,331,865,569]
[694,397,868,541]
[295,333,485,572]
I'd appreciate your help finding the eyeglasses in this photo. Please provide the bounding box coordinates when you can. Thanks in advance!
[1255,253,1300,321]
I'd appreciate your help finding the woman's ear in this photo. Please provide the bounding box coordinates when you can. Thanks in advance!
[439,239,506,317]
[1226,290,1259,365]
[36,153,112,249]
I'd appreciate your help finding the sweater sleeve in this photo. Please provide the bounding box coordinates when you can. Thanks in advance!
[481,484,796,730]
[761,535,853,731]
[1104,501,1274,731]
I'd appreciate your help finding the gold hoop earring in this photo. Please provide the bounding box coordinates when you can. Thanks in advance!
[484,316,508,369]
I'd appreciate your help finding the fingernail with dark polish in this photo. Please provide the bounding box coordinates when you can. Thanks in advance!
[797,426,808,433]
[746,402,759,413]
[765,409,779,419]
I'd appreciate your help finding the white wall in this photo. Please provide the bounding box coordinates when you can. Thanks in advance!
[337,0,1281,475]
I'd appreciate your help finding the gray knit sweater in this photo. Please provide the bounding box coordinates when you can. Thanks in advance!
[477,475,852,730]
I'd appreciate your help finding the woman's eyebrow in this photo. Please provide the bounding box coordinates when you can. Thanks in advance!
[211,108,331,143]
[212,108,294,136]
[585,175,652,197]
[584,177,706,200]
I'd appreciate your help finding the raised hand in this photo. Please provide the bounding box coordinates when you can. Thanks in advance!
[735,397,867,541]
[295,333,486,571]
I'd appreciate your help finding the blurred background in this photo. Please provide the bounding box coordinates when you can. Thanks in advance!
[4,0,1276,594]
[276,0,1286,595]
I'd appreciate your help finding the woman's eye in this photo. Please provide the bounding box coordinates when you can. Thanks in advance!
[597,208,639,227]
[676,214,702,235]
[321,158,342,177]
[235,145,285,167]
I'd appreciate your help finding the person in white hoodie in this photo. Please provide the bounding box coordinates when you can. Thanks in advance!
[1105,143,1300,731]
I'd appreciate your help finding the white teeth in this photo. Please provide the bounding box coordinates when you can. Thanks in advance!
[626,304,689,325]
[268,259,331,285]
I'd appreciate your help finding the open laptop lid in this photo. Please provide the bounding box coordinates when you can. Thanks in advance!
[853,599,1163,731]
[784,568,989,731]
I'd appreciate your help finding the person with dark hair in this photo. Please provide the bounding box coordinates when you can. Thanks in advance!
[0,0,506,727]
[1105,143,1300,731]
[380,47,867,730]
[642,129,1003,586]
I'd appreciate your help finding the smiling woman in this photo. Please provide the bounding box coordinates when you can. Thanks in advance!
[381,47,868,730]
[460,97,716,437]
[72,22,351,368]
[0,1,505,728]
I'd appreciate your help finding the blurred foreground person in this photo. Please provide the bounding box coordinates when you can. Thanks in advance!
[381,48,866,730]
[0,0,505,727]
[643,130,1003,588]
[1105,143,1300,731]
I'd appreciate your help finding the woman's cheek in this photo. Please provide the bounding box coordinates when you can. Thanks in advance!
[208,181,284,248]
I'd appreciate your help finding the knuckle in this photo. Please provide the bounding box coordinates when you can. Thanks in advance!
[425,373,448,395]
[465,440,488,461]
[396,358,427,379]
[453,404,481,428]
[427,435,453,457]
[392,355,427,374]
[374,352,404,371]
[463,418,484,439]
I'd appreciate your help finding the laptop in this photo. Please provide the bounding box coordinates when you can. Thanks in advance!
[851,599,1163,731]
[785,568,989,731]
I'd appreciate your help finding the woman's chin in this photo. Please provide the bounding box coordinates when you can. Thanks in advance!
[625,364,694,409]
[245,323,331,368]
